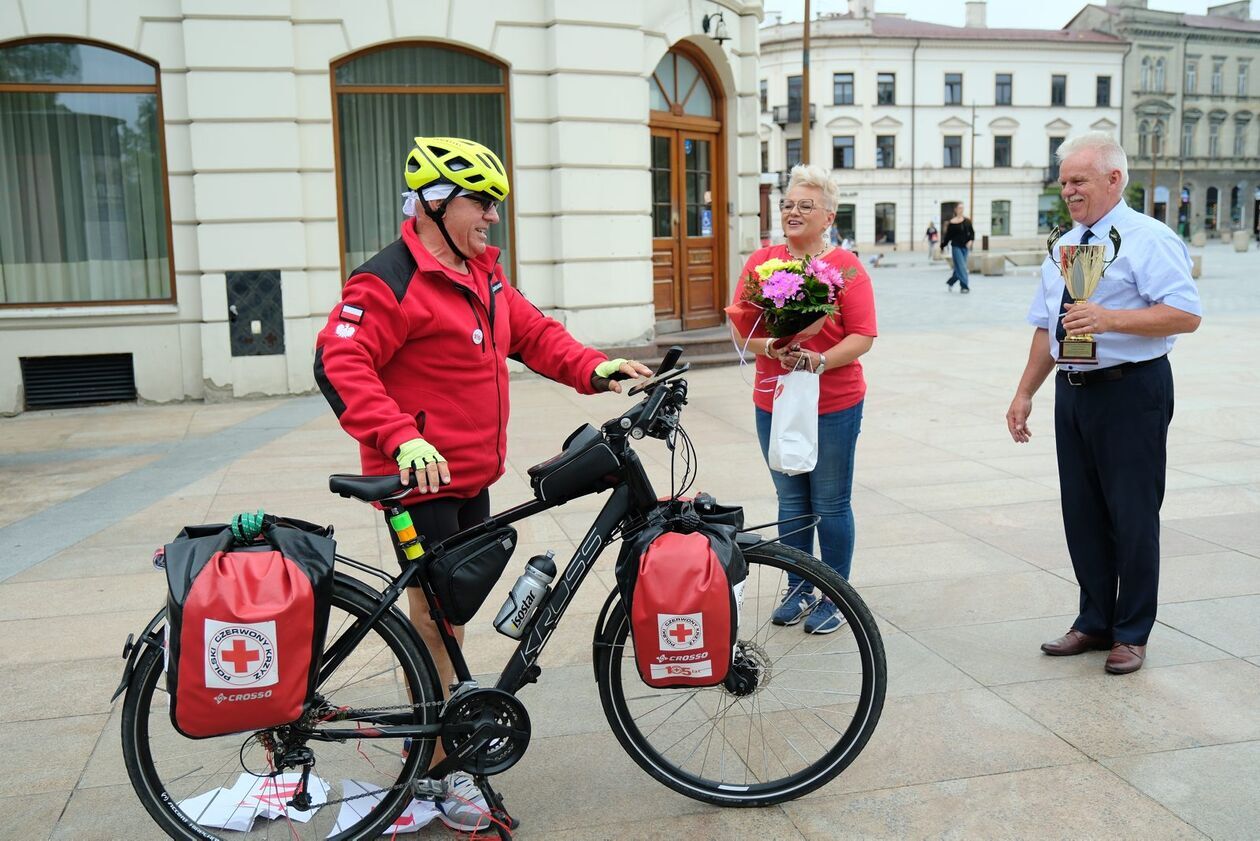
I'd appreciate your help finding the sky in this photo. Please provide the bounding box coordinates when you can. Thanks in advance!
[762,0,1260,29]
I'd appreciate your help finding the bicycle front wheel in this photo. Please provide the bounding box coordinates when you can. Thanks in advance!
[120,573,441,840]
[595,541,886,806]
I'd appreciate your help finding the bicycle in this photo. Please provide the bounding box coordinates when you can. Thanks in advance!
[115,347,887,840]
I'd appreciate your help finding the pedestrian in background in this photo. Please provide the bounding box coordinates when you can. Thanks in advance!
[941,204,974,293]
[925,221,939,263]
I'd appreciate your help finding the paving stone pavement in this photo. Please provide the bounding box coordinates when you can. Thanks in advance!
[2,242,1257,840]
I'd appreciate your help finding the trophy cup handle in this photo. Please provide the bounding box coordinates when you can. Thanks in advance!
[1046,226,1063,267]
[1104,226,1122,270]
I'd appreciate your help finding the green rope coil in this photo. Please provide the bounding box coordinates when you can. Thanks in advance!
[231,509,266,543]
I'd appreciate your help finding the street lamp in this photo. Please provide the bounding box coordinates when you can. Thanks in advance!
[701,12,730,45]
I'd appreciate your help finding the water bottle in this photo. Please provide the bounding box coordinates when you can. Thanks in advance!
[493,551,557,639]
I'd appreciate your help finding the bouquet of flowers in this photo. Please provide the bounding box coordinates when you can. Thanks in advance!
[725,255,853,350]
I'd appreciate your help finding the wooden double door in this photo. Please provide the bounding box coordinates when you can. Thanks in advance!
[651,127,723,331]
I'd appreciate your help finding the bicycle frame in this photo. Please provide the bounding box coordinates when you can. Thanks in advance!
[306,441,661,764]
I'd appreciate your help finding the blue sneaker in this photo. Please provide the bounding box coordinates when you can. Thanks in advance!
[771,582,817,626]
[804,598,847,635]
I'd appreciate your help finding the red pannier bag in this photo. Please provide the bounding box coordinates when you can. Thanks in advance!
[616,497,747,689]
[162,518,334,738]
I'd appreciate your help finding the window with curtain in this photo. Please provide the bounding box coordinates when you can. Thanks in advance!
[995,73,1012,106]
[333,44,511,276]
[0,39,171,305]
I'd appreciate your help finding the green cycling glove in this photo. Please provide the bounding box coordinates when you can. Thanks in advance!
[395,437,446,472]
[594,358,629,379]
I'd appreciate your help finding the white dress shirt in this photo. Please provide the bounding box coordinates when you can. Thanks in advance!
[1026,199,1202,371]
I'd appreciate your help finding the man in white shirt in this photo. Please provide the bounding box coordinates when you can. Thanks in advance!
[1005,132,1202,675]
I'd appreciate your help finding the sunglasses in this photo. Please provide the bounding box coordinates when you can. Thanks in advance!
[462,194,502,213]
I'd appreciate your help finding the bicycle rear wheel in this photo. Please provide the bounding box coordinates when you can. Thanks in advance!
[595,541,886,806]
[121,573,441,840]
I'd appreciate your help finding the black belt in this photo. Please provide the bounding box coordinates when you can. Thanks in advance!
[1058,355,1166,387]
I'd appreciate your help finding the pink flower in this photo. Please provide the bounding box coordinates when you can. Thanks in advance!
[760,269,803,307]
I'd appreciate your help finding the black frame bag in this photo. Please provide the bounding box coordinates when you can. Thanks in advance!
[426,525,518,625]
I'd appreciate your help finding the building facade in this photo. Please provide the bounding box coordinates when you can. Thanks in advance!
[757,0,1125,250]
[0,0,763,415]
[1066,0,1260,239]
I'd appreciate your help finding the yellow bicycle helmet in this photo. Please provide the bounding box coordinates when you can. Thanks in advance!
[404,136,510,202]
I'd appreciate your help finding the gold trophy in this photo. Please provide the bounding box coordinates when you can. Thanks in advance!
[1045,226,1121,364]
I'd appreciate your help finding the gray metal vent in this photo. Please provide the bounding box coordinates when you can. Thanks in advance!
[20,354,137,410]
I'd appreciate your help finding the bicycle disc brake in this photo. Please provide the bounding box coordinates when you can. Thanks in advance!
[440,688,531,776]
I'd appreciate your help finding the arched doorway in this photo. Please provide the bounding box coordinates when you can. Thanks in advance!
[649,44,725,331]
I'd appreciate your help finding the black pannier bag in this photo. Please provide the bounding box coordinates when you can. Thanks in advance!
[615,495,748,688]
[427,525,518,625]
[163,517,335,739]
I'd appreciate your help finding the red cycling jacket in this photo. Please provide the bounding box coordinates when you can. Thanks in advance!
[315,220,607,504]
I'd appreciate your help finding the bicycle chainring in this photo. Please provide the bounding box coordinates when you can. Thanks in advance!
[440,688,531,776]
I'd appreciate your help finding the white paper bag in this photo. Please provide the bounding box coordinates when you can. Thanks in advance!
[768,370,819,475]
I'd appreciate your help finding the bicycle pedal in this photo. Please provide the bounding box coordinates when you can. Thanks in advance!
[412,777,447,802]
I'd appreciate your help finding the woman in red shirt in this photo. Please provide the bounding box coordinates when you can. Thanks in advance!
[735,164,878,634]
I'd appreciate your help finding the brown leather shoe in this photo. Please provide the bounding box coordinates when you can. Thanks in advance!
[1040,629,1112,656]
[1105,643,1146,674]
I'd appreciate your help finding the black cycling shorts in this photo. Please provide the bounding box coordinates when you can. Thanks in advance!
[387,489,491,584]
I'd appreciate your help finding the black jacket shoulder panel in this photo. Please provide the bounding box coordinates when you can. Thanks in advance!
[350,239,417,303]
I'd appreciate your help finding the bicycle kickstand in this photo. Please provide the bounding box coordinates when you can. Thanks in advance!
[473,774,518,840]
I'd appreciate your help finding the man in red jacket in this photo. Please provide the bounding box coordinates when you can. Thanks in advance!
[314,137,648,830]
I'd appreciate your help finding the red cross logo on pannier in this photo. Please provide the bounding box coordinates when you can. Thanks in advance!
[220,638,262,673]
[669,623,694,644]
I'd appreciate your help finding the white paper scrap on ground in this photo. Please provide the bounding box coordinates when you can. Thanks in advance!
[328,780,441,837]
[177,772,329,831]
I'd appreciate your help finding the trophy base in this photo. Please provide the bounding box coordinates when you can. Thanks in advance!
[1057,338,1098,365]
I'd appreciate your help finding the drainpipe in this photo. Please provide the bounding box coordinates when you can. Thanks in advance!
[910,39,920,252]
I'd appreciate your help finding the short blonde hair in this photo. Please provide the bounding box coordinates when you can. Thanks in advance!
[1057,131,1129,189]
[786,164,839,211]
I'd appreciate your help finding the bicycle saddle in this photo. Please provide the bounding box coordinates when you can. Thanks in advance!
[328,473,406,503]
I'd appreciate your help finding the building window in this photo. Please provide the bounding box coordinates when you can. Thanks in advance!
[1096,76,1111,107]
[1182,121,1196,157]
[1140,57,1150,92]
[1209,121,1220,157]
[0,39,173,306]
[995,73,1012,106]
[1234,121,1248,158]
[1051,74,1066,106]
[787,75,802,123]
[943,135,962,168]
[1152,120,1165,156]
[1186,61,1197,92]
[991,200,1010,236]
[832,136,854,169]
[833,72,853,105]
[1239,63,1250,97]
[877,72,895,105]
[1211,60,1223,95]
[876,135,895,168]
[944,72,962,106]
[1205,186,1218,231]
[1154,58,1165,91]
[760,141,769,173]
[1048,136,1064,182]
[759,78,767,112]
[786,138,801,167]
[835,204,855,240]
[874,202,896,244]
[1138,120,1149,157]
[335,43,512,275]
[993,135,1012,167]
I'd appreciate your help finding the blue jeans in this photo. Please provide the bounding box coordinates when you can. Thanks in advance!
[948,246,970,290]
[755,401,863,582]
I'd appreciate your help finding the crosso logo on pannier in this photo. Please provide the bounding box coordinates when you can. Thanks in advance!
[204,619,279,689]
[214,689,275,704]
[658,613,704,651]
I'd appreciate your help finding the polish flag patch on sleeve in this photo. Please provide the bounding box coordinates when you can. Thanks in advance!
[339,304,364,324]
